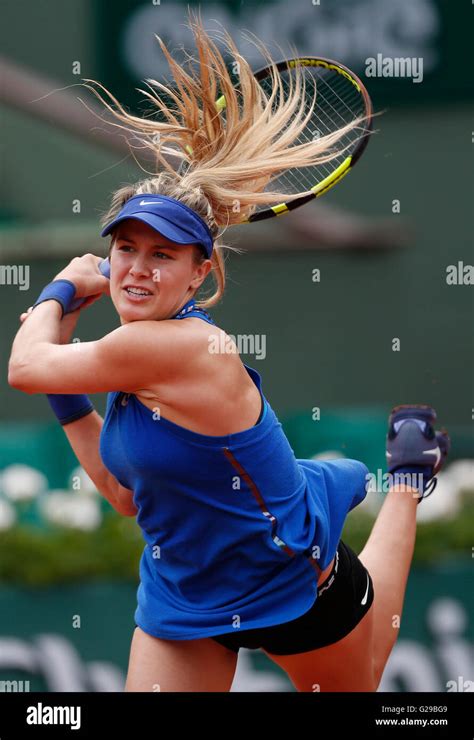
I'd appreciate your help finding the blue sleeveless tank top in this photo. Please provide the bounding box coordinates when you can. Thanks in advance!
[99,299,369,640]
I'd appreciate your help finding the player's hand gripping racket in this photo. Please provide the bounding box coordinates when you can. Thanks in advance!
[184,56,373,223]
[67,257,111,312]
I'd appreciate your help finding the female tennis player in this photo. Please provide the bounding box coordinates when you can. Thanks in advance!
[9,15,449,692]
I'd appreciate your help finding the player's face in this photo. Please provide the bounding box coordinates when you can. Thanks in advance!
[109,219,206,324]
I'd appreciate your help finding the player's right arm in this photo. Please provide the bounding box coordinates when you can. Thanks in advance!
[9,287,193,516]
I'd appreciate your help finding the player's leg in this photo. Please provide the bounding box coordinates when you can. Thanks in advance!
[263,599,377,692]
[262,483,418,691]
[357,482,419,686]
[263,405,449,692]
[358,404,450,685]
[125,626,238,692]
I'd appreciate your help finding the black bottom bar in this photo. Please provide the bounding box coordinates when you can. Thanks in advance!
[0,691,470,738]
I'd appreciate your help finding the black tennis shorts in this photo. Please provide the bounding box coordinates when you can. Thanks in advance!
[210,539,374,655]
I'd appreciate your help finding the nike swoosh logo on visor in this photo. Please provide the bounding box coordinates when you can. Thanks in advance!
[423,446,441,467]
[361,573,370,605]
[139,200,164,206]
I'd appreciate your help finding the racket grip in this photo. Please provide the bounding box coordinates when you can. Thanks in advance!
[66,258,111,313]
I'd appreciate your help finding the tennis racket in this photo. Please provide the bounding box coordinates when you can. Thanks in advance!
[72,58,372,310]
[184,56,373,223]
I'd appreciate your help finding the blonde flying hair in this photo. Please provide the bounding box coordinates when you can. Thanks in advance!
[83,10,361,309]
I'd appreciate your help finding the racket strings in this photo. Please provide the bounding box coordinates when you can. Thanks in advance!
[258,67,367,200]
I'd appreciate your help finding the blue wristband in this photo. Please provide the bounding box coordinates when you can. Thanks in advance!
[33,280,77,318]
[46,394,94,426]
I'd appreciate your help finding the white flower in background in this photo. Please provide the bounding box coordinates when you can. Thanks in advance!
[445,460,474,496]
[0,465,48,502]
[68,466,98,496]
[40,491,102,531]
[311,450,346,461]
[416,460,474,524]
[0,498,17,530]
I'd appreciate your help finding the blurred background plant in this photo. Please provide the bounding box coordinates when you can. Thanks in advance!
[1,451,472,586]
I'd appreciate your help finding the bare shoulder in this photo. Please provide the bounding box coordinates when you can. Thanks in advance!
[134,318,258,427]
[101,317,230,382]
[103,317,216,352]
[165,318,233,370]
